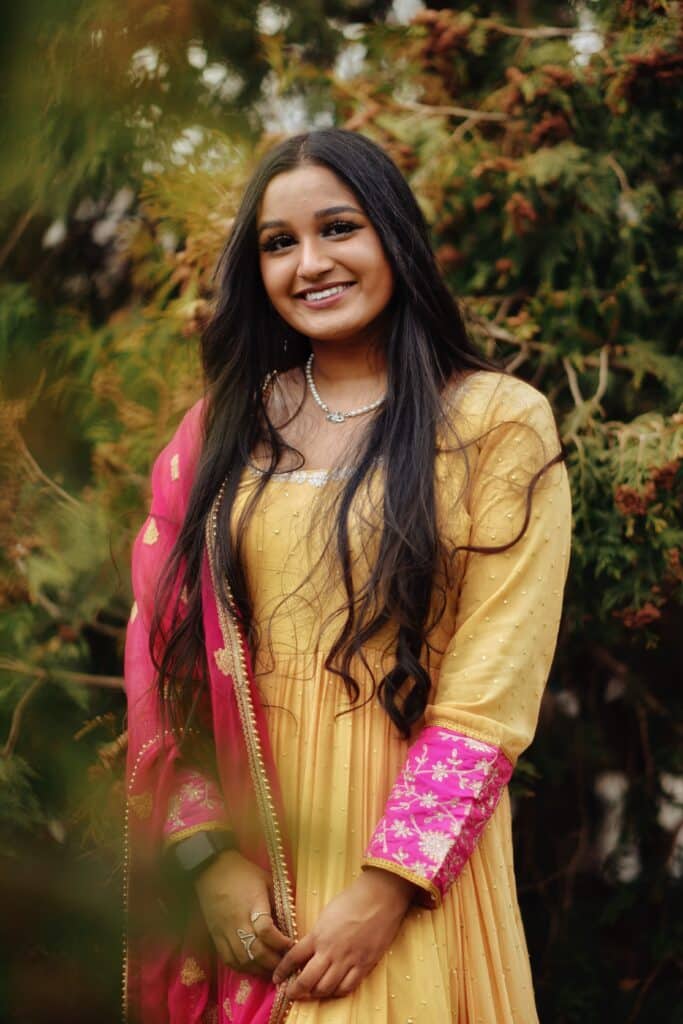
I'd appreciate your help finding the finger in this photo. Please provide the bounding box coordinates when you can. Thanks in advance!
[226,928,280,977]
[308,962,349,1000]
[250,938,281,974]
[222,928,248,971]
[285,952,333,1001]
[333,965,364,998]
[213,926,244,971]
[221,925,268,976]
[272,933,315,985]
[252,911,295,955]
[212,933,238,971]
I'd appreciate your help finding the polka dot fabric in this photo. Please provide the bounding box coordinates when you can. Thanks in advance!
[226,371,571,1023]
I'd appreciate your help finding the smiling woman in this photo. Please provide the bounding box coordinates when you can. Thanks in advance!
[257,167,393,352]
[123,129,571,1024]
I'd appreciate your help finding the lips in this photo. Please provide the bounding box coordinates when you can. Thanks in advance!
[295,282,355,302]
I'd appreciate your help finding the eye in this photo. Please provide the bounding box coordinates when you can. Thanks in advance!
[322,220,360,238]
[260,232,296,253]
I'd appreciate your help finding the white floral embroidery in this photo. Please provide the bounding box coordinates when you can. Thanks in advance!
[165,774,223,832]
[247,465,354,487]
[364,726,512,898]
[178,779,222,809]
[463,737,496,753]
[391,820,412,838]
[419,830,452,863]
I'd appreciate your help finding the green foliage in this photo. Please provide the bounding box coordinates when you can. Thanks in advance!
[0,755,44,848]
[1,1,681,1021]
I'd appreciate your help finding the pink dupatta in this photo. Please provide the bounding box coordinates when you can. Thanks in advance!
[124,402,296,1024]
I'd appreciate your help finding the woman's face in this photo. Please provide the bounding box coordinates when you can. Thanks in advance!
[257,164,394,347]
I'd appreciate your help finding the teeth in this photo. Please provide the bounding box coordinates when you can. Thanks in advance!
[303,284,349,302]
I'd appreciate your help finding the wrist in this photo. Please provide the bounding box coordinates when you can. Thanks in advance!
[172,828,237,880]
[360,866,417,906]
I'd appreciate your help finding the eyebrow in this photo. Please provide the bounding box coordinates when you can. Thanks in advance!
[257,205,364,235]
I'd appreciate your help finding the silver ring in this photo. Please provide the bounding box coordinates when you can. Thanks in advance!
[250,910,270,925]
[236,928,257,961]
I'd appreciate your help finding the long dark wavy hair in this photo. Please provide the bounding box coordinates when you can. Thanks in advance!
[151,128,557,741]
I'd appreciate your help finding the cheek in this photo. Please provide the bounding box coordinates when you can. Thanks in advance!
[362,240,393,297]
[372,257,394,307]
[259,260,287,308]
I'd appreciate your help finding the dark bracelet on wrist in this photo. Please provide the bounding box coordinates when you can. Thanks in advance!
[172,829,236,879]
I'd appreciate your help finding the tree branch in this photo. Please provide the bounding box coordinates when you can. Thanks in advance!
[605,153,632,193]
[393,98,507,123]
[562,357,584,407]
[1,679,45,758]
[0,205,37,269]
[484,20,578,39]
[0,658,123,690]
[0,659,124,759]
[625,956,671,1024]
[505,342,530,374]
[17,431,82,510]
[594,344,610,405]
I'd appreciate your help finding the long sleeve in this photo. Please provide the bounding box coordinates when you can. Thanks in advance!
[162,766,229,849]
[362,375,572,905]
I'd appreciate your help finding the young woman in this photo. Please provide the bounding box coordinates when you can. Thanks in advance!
[124,128,571,1024]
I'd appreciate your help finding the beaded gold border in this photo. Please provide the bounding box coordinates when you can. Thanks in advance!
[207,485,296,1024]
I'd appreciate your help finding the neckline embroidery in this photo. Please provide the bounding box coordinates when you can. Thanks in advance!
[246,465,354,487]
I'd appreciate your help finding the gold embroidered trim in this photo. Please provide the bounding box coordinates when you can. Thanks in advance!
[143,517,159,545]
[163,820,229,850]
[213,646,235,676]
[360,857,441,908]
[170,453,180,480]
[180,956,207,986]
[128,791,153,821]
[427,718,511,761]
[235,979,252,1005]
[206,487,296,1024]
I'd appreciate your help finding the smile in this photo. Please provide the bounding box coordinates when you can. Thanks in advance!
[296,283,355,304]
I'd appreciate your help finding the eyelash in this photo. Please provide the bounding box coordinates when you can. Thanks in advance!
[260,220,360,253]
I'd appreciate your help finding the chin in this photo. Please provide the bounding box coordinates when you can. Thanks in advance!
[298,317,372,343]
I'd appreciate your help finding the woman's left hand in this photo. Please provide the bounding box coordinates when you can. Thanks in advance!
[272,867,416,1001]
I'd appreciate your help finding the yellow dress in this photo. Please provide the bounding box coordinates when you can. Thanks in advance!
[231,371,571,1024]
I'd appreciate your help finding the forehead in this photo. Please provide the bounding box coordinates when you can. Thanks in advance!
[258,164,362,221]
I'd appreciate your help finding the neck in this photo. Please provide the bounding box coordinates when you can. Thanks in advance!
[308,339,387,405]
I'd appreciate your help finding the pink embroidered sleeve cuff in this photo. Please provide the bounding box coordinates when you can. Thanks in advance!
[362,726,513,906]
[163,767,229,849]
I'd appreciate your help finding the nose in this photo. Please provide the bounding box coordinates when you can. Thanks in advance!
[297,235,335,280]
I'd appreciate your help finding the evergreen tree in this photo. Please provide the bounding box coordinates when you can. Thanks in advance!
[1,2,680,1019]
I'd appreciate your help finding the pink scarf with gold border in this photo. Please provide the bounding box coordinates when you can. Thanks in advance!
[124,401,296,1024]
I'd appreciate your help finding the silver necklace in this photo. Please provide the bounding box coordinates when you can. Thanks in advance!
[304,353,386,424]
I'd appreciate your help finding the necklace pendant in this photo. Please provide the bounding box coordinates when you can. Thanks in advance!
[326,411,346,423]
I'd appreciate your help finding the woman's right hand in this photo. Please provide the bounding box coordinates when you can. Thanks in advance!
[194,849,294,977]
